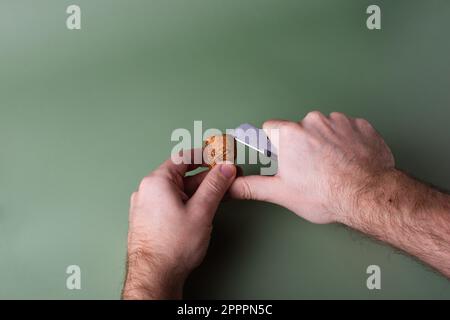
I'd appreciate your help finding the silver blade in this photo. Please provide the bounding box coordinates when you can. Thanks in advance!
[232,123,278,161]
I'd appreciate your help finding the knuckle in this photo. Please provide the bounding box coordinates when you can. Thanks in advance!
[138,176,152,189]
[330,111,346,119]
[355,118,373,132]
[279,122,298,135]
[262,119,274,129]
[305,110,325,122]
[355,118,372,128]
[138,175,160,190]
[262,119,283,131]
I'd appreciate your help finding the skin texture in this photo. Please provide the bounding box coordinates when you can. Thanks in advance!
[122,111,450,299]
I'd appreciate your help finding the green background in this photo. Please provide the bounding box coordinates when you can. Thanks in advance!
[1,0,449,299]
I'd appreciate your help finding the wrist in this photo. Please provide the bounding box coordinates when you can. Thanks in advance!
[122,247,186,300]
[335,168,402,226]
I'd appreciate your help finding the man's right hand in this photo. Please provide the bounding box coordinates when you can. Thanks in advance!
[230,111,450,278]
[229,111,395,224]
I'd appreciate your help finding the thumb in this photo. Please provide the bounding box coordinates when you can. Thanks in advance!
[228,175,281,203]
[187,164,236,219]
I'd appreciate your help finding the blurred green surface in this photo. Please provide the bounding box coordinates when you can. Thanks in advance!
[0,0,449,299]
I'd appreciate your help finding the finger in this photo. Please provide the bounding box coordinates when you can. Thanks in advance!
[354,117,376,133]
[327,112,356,133]
[185,168,241,201]
[329,111,354,121]
[303,110,328,122]
[156,148,205,178]
[329,111,353,126]
[221,166,244,202]
[262,119,291,149]
[187,164,236,222]
[184,170,209,196]
[301,111,332,131]
[184,164,243,197]
[129,192,138,217]
[228,175,282,202]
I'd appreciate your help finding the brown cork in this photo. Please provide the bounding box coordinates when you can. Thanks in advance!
[203,134,236,167]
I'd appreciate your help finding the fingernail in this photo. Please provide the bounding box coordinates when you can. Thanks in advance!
[220,164,236,178]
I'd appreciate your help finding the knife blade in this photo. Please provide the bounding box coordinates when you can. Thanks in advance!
[232,123,278,161]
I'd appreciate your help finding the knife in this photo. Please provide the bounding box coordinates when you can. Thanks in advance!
[232,123,278,161]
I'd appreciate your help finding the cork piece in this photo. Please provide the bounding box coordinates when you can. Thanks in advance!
[203,134,236,167]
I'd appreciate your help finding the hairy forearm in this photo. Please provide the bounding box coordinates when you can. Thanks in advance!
[339,169,450,278]
[122,249,185,300]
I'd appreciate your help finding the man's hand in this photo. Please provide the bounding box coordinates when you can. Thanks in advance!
[230,111,450,277]
[122,151,236,299]
[230,111,395,224]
